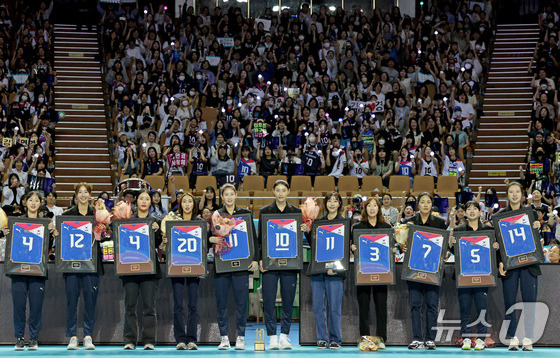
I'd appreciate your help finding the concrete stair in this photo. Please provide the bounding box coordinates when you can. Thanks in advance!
[469,23,539,199]
[53,24,112,200]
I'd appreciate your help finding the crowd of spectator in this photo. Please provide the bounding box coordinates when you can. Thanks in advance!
[101,0,492,198]
[0,1,57,216]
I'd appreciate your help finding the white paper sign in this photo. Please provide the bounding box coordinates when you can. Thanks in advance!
[217,37,234,47]
[206,56,221,67]
[254,18,271,31]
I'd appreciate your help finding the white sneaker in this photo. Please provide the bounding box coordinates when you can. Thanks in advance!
[279,334,292,350]
[269,335,279,350]
[508,336,519,351]
[461,338,471,350]
[176,342,187,350]
[522,338,533,351]
[235,337,246,350]
[124,343,135,350]
[377,342,386,349]
[67,336,78,350]
[144,344,154,350]
[83,336,95,350]
[474,338,486,351]
[218,336,230,350]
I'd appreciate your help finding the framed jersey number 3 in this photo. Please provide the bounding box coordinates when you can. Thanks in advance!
[492,208,544,270]
[354,228,395,285]
[261,213,303,271]
[402,225,449,286]
[55,216,97,273]
[113,218,156,276]
[5,217,50,276]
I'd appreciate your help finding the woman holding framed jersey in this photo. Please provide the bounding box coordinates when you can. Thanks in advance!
[257,180,306,350]
[497,182,541,351]
[351,197,392,349]
[210,184,258,350]
[403,192,447,350]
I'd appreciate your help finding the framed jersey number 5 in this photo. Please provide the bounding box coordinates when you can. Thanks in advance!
[454,230,497,288]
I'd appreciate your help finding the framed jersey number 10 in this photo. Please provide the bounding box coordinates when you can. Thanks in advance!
[261,213,303,271]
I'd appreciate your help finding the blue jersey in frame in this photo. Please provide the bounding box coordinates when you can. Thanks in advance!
[267,219,298,258]
[60,222,93,261]
[119,223,151,264]
[409,231,443,273]
[171,226,203,265]
[11,223,45,264]
[459,236,492,276]
[359,234,390,274]
[498,214,536,257]
[316,224,345,262]
[221,217,251,261]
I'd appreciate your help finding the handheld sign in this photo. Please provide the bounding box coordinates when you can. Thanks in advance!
[354,228,395,285]
[113,218,156,276]
[165,220,207,277]
[5,217,50,276]
[55,216,97,273]
[261,213,303,270]
[402,225,449,285]
[308,218,350,275]
[215,213,255,274]
[454,230,497,287]
[492,208,544,270]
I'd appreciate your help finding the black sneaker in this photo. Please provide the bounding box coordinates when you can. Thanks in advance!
[425,341,437,350]
[14,338,25,351]
[317,340,328,349]
[329,342,341,350]
[28,340,38,351]
[408,340,424,349]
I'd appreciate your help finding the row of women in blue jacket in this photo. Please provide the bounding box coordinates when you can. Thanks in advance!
[8,181,540,352]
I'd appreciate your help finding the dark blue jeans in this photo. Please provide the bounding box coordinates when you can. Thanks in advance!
[502,268,538,339]
[65,273,100,337]
[457,287,488,339]
[310,274,343,344]
[262,271,297,336]
[171,277,199,344]
[215,273,249,337]
[11,276,46,340]
[407,281,440,342]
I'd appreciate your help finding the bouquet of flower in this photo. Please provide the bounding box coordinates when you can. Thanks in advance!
[394,223,409,251]
[94,199,112,241]
[300,197,319,232]
[113,201,132,219]
[161,211,181,237]
[211,211,236,255]
[358,336,384,351]
[0,207,8,229]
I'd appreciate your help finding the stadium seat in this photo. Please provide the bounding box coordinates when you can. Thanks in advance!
[313,176,335,195]
[388,175,411,196]
[411,175,435,196]
[265,175,288,190]
[174,176,190,193]
[242,175,265,192]
[144,175,165,191]
[337,176,359,196]
[361,176,384,195]
[290,176,312,195]
[436,175,460,197]
[195,176,217,195]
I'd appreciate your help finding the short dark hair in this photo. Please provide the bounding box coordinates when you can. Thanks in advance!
[417,192,434,204]
[464,200,480,211]
[273,179,290,190]
[45,191,57,199]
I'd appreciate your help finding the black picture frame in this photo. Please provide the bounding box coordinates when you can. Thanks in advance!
[5,217,50,277]
[401,225,449,286]
[113,218,156,276]
[55,216,97,273]
[308,218,350,275]
[492,207,545,270]
[261,213,303,271]
[353,228,396,285]
[165,220,207,277]
[214,213,255,274]
[454,230,498,288]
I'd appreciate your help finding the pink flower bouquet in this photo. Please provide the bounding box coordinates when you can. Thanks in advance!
[211,211,236,255]
[112,201,132,220]
[94,199,112,241]
[300,197,319,232]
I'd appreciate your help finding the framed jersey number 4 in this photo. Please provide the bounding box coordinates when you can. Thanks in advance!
[55,216,97,273]
[492,208,544,270]
[261,213,303,271]
[454,230,497,288]
[113,218,156,276]
[5,217,50,276]
[402,225,449,286]
[354,228,395,285]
